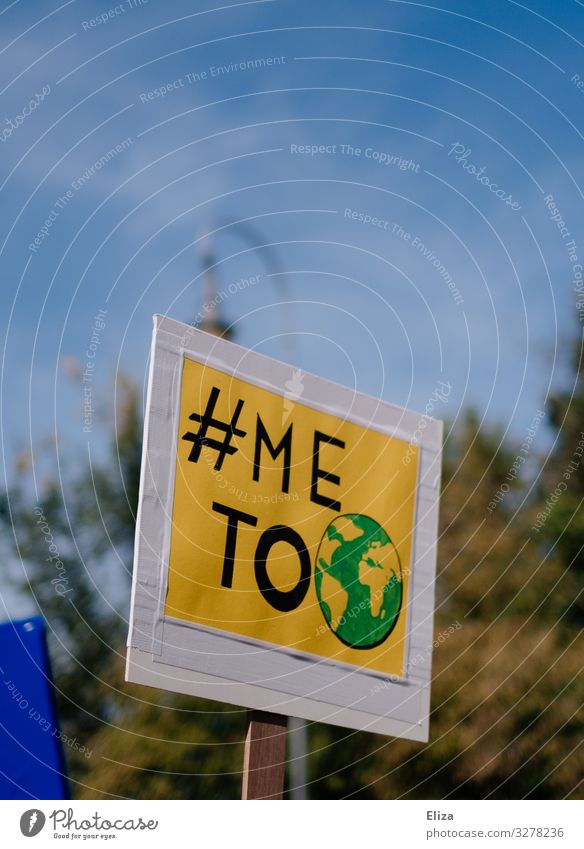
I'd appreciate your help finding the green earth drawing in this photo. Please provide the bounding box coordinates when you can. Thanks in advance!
[315,514,403,649]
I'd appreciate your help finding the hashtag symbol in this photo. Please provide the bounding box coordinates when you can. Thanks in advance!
[182,386,247,471]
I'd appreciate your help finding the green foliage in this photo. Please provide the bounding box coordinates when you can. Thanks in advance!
[536,332,584,590]
[308,413,584,799]
[75,660,246,800]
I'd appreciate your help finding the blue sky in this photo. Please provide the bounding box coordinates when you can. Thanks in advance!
[2,0,584,483]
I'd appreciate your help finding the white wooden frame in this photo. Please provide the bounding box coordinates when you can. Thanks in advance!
[126,315,442,741]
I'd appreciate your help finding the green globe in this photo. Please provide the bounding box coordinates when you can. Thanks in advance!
[315,514,403,649]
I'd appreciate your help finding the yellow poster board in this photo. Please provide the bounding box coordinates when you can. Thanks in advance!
[165,356,419,677]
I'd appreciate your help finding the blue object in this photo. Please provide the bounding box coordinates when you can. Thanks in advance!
[0,617,69,799]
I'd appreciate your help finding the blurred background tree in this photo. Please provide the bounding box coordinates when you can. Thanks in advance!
[1,331,583,799]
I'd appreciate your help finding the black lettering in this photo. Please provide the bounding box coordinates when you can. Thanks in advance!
[253,415,292,493]
[310,430,345,512]
[212,501,257,587]
[254,525,311,611]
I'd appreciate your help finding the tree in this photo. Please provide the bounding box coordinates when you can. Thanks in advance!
[308,412,584,799]
[0,376,246,798]
[2,360,583,799]
[534,330,584,613]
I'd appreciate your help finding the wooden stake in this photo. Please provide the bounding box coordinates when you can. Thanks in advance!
[242,710,288,799]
